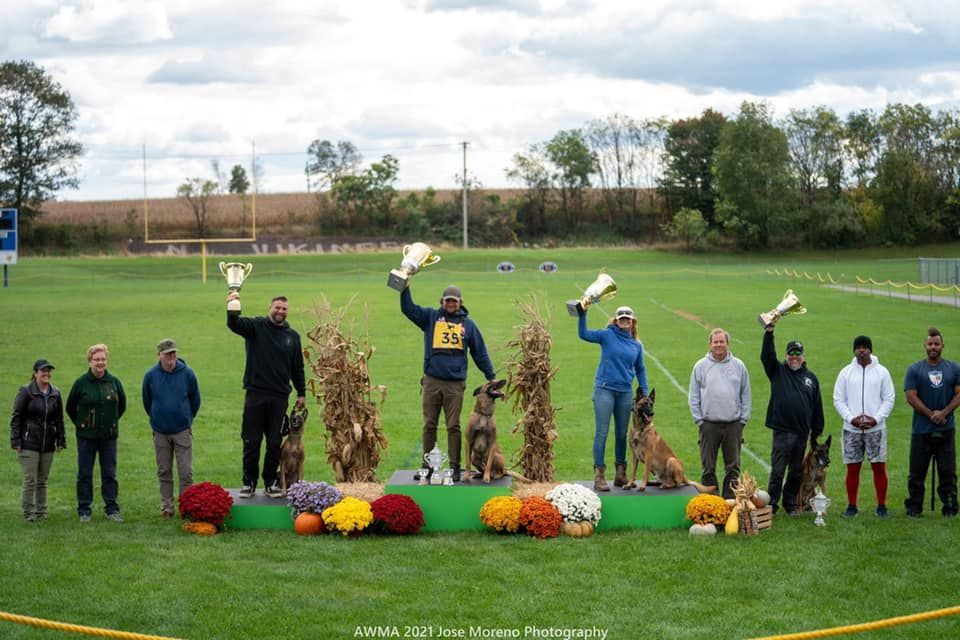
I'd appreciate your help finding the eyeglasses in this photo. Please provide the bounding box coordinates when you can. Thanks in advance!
[786,350,803,356]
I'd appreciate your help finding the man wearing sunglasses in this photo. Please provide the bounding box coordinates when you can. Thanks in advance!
[761,325,824,515]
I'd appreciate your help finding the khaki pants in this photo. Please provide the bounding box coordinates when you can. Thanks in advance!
[154,429,193,515]
[422,375,466,468]
[19,449,55,520]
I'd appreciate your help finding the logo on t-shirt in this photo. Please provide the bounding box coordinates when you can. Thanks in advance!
[803,377,814,388]
[928,370,944,388]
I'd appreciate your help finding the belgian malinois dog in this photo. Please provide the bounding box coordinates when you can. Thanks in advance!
[623,388,716,493]
[464,379,527,483]
[279,406,307,496]
[798,433,831,511]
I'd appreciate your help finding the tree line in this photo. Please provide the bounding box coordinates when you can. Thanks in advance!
[3,59,959,250]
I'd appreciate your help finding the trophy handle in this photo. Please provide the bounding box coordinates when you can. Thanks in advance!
[403,244,412,257]
[218,261,227,276]
[423,255,441,266]
[243,263,253,277]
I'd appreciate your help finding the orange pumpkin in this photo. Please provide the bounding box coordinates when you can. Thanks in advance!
[294,511,324,535]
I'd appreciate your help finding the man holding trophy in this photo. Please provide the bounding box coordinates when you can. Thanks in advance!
[224,268,305,499]
[759,291,824,515]
[396,246,496,483]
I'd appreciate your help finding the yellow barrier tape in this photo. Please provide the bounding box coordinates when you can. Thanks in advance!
[749,604,960,639]
[0,611,185,640]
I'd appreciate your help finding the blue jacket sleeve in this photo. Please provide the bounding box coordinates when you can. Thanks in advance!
[141,370,152,416]
[188,369,201,418]
[400,287,430,330]
[634,345,648,396]
[577,312,604,344]
[467,320,496,380]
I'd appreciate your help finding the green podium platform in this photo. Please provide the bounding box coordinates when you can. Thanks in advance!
[224,489,293,531]
[386,470,511,532]
[592,482,697,530]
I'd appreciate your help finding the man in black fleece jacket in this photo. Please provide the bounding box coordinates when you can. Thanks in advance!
[227,292,305,498]
[762,326,824,514]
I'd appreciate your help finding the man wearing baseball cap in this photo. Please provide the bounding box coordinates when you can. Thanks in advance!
[400,281,496,482]
[761,325,824,515]
[142,339,201,519]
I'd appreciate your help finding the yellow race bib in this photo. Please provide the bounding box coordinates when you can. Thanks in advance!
[432,321,464,350]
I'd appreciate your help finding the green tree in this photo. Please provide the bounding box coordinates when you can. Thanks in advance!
[660,207,708,251]
[176,178,219,238]
[330,154,398,230]
[712,101,794,249]
[0,59,83,234]
[545,129,595,232]
[657,109,726,225]
[784,106,844,205]
[228,164,251,229]
[843,109,880,188]
[306,139,362,192]
[505,145,551,238]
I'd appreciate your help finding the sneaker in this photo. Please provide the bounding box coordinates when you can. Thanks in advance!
[106,512,123,523]
[160,510,174,520]
[452,467,462,483]
[79,514,91,523]
[906,510,921,519]
[238,485,255,498]
[264,484,284,499]
[788,508,803,517]
[875,505,889,518]
[842,505,859,518]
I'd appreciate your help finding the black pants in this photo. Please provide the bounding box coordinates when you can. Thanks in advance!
[905,430,958,515]
[767,430,805,513]
[241,392,289,488]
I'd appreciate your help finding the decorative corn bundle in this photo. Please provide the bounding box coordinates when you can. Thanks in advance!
[305,301,388,483]
[732,472,759,536]
[505,297,559,482]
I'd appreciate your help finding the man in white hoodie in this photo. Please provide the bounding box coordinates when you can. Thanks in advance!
[833,335,896,518]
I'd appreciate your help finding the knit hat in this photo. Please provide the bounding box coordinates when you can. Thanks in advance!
[853,335,872,352]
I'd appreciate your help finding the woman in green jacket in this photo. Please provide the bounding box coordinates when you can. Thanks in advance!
[66,344,126,523]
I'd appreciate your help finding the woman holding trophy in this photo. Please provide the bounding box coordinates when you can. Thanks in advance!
[576,287,648,491]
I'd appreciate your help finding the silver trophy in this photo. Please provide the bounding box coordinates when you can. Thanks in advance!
[809,486,831,526]
[567,271,617,317]
[219,262,253,312]
[758,289,806,329]
[423,445,448,486]
[387,242,441,291]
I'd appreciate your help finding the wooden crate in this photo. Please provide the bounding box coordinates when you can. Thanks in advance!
[755,506,773,530]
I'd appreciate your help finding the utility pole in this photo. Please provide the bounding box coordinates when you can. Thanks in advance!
[462,141,468,249]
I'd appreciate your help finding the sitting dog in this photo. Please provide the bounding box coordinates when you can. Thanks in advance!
[279,406,307,496]
[798,433,831,511]
[623,388,716,493]
[465,379,526,483]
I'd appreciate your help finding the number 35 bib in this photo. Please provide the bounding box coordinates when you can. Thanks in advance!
[432,320,464,350]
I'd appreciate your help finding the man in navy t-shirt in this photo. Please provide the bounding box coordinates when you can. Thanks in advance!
[903,327,960,517]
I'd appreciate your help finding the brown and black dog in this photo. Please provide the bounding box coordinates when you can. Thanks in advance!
[623,388,716,493]
[798,433,831,511]
[279,406,307,496]
[465,379,527,483]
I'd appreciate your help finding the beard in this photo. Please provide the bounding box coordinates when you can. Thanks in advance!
[788,361,802,371]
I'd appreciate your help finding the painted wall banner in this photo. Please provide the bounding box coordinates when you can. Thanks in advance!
[538,261,558,273]
[496,261,516,273]
[128,237,403,256]
[0,209,17,265]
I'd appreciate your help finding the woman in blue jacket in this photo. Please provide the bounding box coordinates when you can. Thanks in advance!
[578,305,648,491]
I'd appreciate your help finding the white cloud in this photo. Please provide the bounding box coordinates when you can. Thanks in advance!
[43,0,172,44]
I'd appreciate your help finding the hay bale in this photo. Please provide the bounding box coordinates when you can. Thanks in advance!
[511,481,559,500]
[336,482,386,503]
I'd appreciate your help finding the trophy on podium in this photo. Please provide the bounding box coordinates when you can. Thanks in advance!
[423,446,449,486]
[219,262,253,312]
[758,289,805,328]
[387,242,441,291]
[567,271,617,316]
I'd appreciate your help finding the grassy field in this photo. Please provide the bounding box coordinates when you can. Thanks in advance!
[1,246,959,639]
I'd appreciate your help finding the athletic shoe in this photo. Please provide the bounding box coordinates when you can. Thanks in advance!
[160,510,174,520]
[842,505,859,517]
[106,512,123,523]
[264,484,284,499]
[875,505,888,518]
[79,514,91,523]
[239,485,255,498]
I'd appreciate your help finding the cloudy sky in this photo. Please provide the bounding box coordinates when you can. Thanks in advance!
[4,0,960,201]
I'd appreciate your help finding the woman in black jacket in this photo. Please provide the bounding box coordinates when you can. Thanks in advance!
[10,359,66,522]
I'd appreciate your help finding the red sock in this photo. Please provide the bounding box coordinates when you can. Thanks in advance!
[871,462,888,506]
[845,462,862,506]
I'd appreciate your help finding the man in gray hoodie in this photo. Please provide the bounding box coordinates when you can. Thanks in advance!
[689,328,752,498]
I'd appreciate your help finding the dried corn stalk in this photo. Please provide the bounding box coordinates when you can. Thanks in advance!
[505,296,559,482]
[732,471,759,535]
[305,300,388,483]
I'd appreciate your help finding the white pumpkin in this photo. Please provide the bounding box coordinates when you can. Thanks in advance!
[753,489,771,507]
[689,523,717,536]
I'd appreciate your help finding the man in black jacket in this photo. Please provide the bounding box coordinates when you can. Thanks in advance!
[762,326,824,514]
[227,292,305,498]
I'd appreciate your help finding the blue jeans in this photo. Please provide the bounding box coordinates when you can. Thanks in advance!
[592,387,632,468]
[77,437,119,516]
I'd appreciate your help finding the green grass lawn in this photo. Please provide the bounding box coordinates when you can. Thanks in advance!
[1,246,959,639]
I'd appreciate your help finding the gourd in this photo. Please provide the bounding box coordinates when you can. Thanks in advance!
[182,521,218,536]
[689,523,717,536]
[562,521,595,538]
[725,507,740,535]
